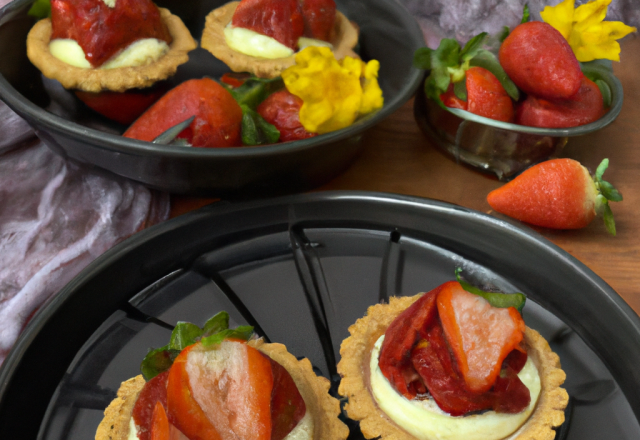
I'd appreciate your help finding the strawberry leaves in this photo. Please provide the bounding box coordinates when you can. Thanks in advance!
[455,268,526,313]
[413,32,520,106]
[140,311,254,380]
[594,158,623,236]
[225,76,283,145]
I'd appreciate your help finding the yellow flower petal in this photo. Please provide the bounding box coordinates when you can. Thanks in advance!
[573,0,610,32]
[540,0,575,39]
[282,46,384,134]
[541,0,636,62]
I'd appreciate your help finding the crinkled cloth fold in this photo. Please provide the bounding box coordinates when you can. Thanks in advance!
[0,101,169,365]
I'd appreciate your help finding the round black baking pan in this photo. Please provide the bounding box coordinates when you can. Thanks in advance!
[1,192,639,439]
[0,0,424,196]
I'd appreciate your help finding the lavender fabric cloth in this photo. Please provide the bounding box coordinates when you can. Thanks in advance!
[0,101,170,365]
[397,0,640,48]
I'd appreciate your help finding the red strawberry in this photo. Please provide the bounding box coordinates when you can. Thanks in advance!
[437,281,525,394]
[231,0,304,50]
[516,76,605,128]
[499,21,582,100]
[123,78,243,148]
[75,83,169,125]
[50,0,171,67]
[465,66,514,122]
[439,83,467,110]
[257,90,316,142]
[300,0,336,41]
[487,158,622,234]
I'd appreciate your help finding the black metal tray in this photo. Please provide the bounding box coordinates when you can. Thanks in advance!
[1,192,639,439]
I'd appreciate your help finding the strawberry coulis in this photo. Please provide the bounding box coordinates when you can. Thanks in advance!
[50,0,172,67]
[379,281,531,416]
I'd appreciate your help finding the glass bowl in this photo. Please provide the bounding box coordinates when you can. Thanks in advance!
[413,61,623,180]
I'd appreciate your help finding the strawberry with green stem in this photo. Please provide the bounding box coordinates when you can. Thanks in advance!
[413,31,519,121]
[487,158,623,235]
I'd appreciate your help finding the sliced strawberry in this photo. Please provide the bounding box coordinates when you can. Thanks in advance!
[151,401,170,440]
[169,340,273,440]
[124,78,243,148]
[166,344,222,440]
[379,289,439,399]
[516,76,604,128]
[466,66,514,122]
[499,21,582,100]
[132,370,170,440]
[231,0,304,50]
[269,358,306,440]
[491,366,531,413]
[257,90,316,142]
[50,0,171,67]
[486,158,624,232]
[411,325,492,416]
[437,281,525,394]
[300,0,336,41]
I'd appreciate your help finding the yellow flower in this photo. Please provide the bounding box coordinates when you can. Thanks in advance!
[540,0,636,62]
[282,46,384,134]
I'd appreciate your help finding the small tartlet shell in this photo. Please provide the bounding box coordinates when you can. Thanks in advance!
[337,294,569,440]
[26,8,197,93]
[200,1,359,79]
[95,340,349,440]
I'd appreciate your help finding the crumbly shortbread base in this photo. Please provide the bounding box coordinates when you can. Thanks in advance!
[95,375,145,440]
[95,341,349,440]
[201,1,359,78]
[337,294,569,440]
[27,8,197,93]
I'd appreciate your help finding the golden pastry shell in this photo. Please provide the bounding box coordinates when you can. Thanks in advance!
[200,1,359,79]
[337,294,570,440]
[95,339,349,440]
[26,8,197,93]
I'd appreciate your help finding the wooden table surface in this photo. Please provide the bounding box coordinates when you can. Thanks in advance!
[173,35,640,316]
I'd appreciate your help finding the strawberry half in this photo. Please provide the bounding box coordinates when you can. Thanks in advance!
[231,0,304,50]
[300,0,336,41]
[487,158,623,234]
[466,66,514,122]
[437,281,525,394]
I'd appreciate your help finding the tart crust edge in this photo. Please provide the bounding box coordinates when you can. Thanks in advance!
[337,294,569,440]
[200,1,359,79]
[95,375,145,440]
[26,8,197,93]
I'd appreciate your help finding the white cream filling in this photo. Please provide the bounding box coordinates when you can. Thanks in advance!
[224,25,333,59]
[48,38,169,69]
[370,335,541,440]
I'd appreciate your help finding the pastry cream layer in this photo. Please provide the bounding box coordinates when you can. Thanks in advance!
[49,38,169,69]
[370,336,541,440]
[224,25,332,59]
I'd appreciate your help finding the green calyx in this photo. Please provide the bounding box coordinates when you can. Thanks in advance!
[413,31,519,106]
[455,268,527,314]
[593,158,623,236]
[140,311,254,380]
[224,76,283,146]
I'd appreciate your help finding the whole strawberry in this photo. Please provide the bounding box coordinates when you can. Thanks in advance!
[499,21,582,100]
[487,159,622,234]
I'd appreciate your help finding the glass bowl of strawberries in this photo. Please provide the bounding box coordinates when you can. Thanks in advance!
[413,4,628,181]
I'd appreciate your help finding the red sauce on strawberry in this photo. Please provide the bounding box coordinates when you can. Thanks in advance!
[50,0,172,67]
[230,0,336,51]
[132,371,170,440]
[379,281,531,416]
